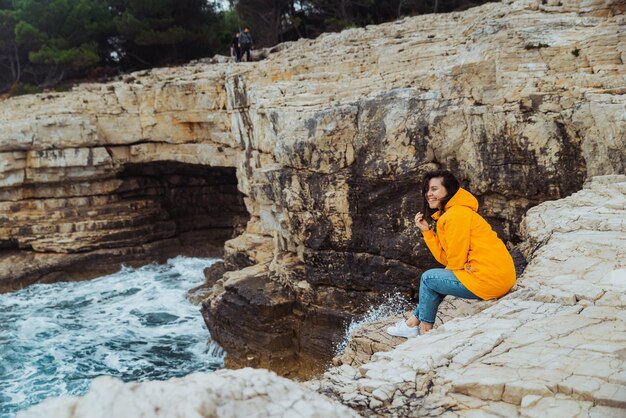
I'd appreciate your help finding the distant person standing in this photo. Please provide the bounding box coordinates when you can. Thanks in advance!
[231,31,241,62]
[239,27,253,62]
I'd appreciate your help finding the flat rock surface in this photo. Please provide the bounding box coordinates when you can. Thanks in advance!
[334,296,498,368]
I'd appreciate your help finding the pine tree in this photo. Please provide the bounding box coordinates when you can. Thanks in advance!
[7,0,112,88]
[0,1,22,90]
[109,0,220,69]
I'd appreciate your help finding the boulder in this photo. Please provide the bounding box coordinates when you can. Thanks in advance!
[18,368,360,418]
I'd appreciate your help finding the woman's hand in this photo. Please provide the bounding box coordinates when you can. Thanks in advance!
[414,212,430,232]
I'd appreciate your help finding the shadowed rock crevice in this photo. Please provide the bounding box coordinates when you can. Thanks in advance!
[117,162,249,250]
[0,162,249,292]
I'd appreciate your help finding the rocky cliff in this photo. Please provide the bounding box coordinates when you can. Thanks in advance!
[0,0,624,375]
[19,174,626,417]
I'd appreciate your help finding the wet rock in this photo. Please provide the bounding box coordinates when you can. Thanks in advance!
[334,294,498,368]
[186,261,227,304]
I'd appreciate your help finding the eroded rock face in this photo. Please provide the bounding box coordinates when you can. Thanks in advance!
[308,175,626,416]
[1,0,624,375]
[0,161,249,291]
[202,0,626,375]
[17,368,360,418]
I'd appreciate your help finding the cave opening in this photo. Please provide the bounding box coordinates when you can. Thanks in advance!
[0,161,250,291]
[116,161,250,257]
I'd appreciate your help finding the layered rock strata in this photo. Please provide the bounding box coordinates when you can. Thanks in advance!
[1,0,625,374]
[309,175,626,416]
[0,75,250,291]
[0,159,249,291]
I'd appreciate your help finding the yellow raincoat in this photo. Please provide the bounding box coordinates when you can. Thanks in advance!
[421,188,516,300]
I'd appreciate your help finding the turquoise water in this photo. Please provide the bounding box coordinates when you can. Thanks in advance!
[0,257,224,417]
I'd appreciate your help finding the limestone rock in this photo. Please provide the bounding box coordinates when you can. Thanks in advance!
[17,368,360,418]
[334,295,498,368]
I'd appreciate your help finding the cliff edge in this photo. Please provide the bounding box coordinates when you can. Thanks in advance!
[0,0,624,375]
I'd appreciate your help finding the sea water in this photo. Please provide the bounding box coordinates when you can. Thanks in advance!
[0,256,224,417]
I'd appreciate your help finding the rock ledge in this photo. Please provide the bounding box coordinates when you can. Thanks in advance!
[308,175,626,417]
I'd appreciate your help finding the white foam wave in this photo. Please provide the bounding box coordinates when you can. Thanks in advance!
[0,256,224,417]
[334,293,412,356]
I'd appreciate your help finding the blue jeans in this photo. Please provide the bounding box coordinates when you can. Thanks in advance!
[413,268,481,324]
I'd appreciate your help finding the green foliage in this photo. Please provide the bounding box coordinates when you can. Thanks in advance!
[29,41,100,69]
[14,21,47,45]
[233,0,291,46]
[0,6,16,37]
[2,0,113,92]
[1,0,226,93]
[8,82,40,95]
[217,9,244,47]
[114,1,186,45]
[110,0,220,68]
[0,0,501,94]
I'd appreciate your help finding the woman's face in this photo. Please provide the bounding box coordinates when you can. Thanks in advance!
[425,177,447,209]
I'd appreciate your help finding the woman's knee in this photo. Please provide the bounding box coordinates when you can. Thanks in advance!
[420,268,440,288]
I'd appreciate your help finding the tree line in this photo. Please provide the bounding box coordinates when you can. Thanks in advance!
[232,0,496,47]
[1,0,495,95]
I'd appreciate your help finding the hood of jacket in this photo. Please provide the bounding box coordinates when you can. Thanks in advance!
[432,188,478,220]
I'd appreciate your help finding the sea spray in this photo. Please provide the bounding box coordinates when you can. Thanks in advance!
[0,256,225,417]
[335,293,413,356]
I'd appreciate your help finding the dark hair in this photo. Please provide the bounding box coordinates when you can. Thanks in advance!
[421,169,460,222]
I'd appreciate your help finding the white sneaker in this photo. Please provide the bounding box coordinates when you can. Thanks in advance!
[386,319,420,338]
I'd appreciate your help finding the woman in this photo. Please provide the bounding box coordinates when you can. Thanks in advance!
[387,170,516,338]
